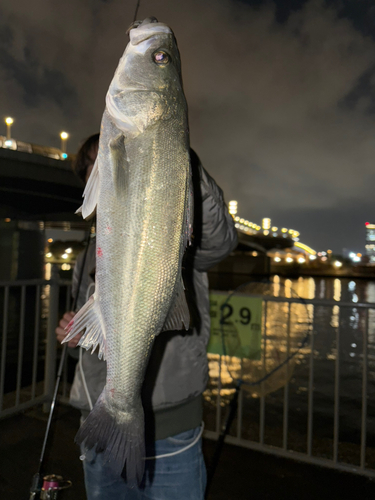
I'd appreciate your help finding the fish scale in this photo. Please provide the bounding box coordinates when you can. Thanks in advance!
[63,18,192,484]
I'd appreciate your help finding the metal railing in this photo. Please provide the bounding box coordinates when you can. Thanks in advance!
[203,293,375,478]
[1,276,374,479]
[0,266,72,418]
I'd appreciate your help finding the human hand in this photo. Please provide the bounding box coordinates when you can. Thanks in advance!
[55,311,82,348]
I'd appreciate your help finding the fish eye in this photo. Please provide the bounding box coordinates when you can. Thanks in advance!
[153,51,170,65]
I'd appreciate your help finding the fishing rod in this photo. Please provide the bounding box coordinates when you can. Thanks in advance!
[29,223,94,500]
[133,0,141,22]
[28,4,143,497]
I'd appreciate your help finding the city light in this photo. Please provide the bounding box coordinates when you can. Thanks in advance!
[274,257,281,262]
[46,252,52,258]
[4,218,11,222]
[60,131,69,155]
[298,257,305,264]
[309,255,317,260]
[286,257,293,263]
[48,238,53,243]
[349,252,361,263]
[5,117,13,140]
[4,139,16,150]
[62,253,68,259]
[334,261,342,268]
[228,200,238,216]
[65,247,72,254]
[262,218,271,230]
[294,242,316,255]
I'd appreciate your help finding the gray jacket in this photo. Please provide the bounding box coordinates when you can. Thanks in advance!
[69,154,237,424]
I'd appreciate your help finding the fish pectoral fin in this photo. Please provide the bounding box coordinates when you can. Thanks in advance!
[161,278,190,332]
[62,294,106,360]
[77,158,100,220]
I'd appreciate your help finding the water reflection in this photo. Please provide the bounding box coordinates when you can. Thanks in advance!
[330,305,339,329]
[273,275,280,297]
[333,279,341,302]
[205,276,375,458]
[366,282,375,303]
[318,279,325,299]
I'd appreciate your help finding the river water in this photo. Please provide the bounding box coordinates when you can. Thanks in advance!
[203,275,375,467]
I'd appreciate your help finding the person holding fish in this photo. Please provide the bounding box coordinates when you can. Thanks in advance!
[56,17,237,500]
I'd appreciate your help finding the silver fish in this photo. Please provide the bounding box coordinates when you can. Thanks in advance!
[63,17,192,483]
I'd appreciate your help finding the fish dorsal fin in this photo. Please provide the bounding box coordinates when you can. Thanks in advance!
[62,294,107,360]
[76,158,99,220]
[161,277,190,332]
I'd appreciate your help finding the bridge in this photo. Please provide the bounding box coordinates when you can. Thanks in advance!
[0,138,316,281]
[0,136,83,221]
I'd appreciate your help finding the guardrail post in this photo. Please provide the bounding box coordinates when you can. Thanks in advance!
[43,265,60,412]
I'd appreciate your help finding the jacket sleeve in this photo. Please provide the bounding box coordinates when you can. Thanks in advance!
[189,150,238,272]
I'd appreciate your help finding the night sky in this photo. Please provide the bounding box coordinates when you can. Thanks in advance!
[1,0,375,254]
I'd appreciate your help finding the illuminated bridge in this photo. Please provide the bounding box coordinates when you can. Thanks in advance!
[0,137,316,282]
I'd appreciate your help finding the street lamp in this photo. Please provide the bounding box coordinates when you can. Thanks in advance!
[60,131,69,157]
[5,117,13,140]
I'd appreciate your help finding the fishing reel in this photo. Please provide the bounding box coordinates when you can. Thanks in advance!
[29,474,72,500]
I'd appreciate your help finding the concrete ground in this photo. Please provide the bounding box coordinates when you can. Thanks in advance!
[1,404,374,499]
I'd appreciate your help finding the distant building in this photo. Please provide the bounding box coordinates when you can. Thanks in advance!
[365,222,375,263]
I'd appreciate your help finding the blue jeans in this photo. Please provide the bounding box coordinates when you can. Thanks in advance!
[81,425,207,499]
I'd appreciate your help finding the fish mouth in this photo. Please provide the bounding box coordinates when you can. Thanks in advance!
[127,17,173,45]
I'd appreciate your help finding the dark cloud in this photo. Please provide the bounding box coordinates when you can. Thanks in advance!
[0,0,374,254]
[0,37,78,110]
[340,66,375,114]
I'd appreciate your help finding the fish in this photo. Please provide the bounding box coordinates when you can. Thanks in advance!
[63,17,192,484]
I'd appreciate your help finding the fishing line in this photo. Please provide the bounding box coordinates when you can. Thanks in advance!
[144,423,205,460]
[29,221,94,499]
[133,0,141,22]
[205,277,313,497]
[219,278,312,388]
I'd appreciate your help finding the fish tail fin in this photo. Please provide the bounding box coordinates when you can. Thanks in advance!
[62,294,106,360]
[77,393,145,485]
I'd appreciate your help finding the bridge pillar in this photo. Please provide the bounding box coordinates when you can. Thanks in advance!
[0,220,44,281]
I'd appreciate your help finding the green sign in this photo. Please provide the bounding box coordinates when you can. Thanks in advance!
[208,292,262,360]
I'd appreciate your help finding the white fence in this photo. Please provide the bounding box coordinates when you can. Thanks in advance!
[0,267,71,418]
[1,274,374,478]
[204,294,375,478]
